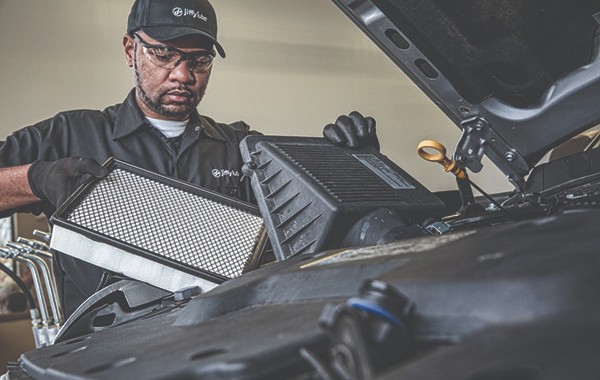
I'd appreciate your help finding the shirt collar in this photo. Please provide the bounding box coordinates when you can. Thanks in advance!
[113,89,149,140]
[113,89,227,142]
[195,115,227,142]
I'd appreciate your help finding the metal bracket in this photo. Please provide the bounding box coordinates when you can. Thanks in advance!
[456,117,529,192]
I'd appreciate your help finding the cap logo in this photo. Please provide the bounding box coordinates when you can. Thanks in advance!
[172,7,184,17]
[172,7,208,21]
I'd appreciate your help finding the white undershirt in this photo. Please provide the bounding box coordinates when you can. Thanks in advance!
[145,117,188,138]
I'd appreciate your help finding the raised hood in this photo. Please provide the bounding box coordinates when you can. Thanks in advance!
[331,0,600,190]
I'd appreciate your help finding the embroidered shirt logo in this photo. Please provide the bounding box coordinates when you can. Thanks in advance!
[172,7,208,21]
[212,169,240,178]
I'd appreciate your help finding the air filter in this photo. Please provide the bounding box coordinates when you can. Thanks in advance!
[240,136,444,260]
[50,158,267,293]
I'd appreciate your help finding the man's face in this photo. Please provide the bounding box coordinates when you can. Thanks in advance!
[123,31,214,120]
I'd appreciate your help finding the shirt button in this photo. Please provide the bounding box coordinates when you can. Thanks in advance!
[230,188,239,196]
[194,126,201,132]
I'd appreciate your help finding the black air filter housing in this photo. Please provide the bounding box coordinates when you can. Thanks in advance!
[240,136,444,260]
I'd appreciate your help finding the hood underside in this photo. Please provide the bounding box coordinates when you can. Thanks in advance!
[372,0,599,107]
[332,0,600,189]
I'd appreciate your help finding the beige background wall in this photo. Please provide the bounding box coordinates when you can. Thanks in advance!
[0,0,512,193]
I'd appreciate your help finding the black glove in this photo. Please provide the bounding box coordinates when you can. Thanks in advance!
[27,157,108,209]
[323,111,379,150]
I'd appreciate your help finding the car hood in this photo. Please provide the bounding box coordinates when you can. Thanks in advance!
[330,0,600,190]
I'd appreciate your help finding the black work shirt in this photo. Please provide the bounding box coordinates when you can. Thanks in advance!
[0,89,256,316]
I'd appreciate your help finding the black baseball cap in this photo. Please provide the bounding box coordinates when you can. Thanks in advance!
[127,0,225,58]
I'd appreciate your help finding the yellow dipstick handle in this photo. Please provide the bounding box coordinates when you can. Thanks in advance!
[417,140,467,180]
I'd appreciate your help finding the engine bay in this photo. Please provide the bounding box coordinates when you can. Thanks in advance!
[4,134,600,379]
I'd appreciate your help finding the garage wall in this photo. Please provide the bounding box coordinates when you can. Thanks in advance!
[0,315,35,372]
[0,0,511,193]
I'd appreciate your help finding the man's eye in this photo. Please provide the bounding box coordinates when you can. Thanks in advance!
[149,48,176,62]
[192,55,212,65]
[196,57,211,64]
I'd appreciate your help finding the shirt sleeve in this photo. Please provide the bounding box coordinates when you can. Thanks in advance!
[0,116,64,217]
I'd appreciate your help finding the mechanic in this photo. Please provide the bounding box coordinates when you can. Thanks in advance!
[0,0,379,317]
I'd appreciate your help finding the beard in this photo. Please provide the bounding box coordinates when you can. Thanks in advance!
[134,56,207,119]
[137,83,194,119]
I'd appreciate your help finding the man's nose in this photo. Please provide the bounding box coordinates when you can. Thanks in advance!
[169,58,196,83]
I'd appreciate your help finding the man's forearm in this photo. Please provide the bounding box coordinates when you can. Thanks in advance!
[0,165,40,212]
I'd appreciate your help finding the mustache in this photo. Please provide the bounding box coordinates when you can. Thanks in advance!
[163,87,193,97]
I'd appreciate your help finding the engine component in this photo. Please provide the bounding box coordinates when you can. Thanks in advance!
[527,146,600,195]
[53,279,172,344]
[417,139,503,216]
[342,207,429,247]
[302,280,415,380]
[0,240,60,348]
[5,241,63,324]
[240,136,444,260]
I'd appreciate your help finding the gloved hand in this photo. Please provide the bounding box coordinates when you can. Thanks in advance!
[27,157,108,209]
[323,111,380,150]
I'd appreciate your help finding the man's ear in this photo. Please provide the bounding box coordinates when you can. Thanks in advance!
[123,34,135,68]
